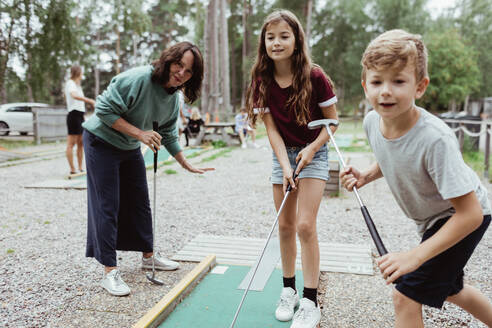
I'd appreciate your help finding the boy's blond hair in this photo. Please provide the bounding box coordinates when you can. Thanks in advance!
[361,29,428,82]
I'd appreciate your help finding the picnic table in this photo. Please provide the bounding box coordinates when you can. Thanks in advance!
[194,122,240,146]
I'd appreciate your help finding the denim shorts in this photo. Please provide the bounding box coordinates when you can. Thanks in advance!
[271,144,329,184]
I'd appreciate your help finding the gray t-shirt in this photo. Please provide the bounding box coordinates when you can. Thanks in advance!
[364,107,491,236]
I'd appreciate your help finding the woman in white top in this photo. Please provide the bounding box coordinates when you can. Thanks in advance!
[65,65,95,174]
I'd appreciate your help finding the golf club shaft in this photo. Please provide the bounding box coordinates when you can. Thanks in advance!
[152,121,158,274]
[230,167,298,328]
[324,127,388,256]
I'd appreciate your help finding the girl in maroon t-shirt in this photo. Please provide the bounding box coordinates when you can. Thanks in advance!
[245,9,338,327]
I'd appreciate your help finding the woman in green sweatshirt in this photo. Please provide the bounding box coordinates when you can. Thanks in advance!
[82,41,213,296]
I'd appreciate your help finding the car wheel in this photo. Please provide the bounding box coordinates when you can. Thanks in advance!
[0,121,9,136]
[20,132,28,136]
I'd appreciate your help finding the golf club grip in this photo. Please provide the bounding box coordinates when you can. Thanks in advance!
[153,121,158,173]
[360,205,388,256]
[361,206,403,285]
[286,163,299,192]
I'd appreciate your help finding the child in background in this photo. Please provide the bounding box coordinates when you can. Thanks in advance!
[341,29,492,327]
[235,107,258,148]
[246,10,338,328]
[184,107,204,147]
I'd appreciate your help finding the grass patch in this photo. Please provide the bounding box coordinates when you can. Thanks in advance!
[44,221,51,224]
[0,139,35,150]
[164,169,177,175]
[6,249,14,254]
[201,148,232,162]
[212,140,228,148]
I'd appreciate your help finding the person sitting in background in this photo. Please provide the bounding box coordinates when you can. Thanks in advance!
[184,107,204,147]
[235,107,258,148]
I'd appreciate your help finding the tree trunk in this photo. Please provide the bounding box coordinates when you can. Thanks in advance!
[230,33,237,110]
[201,0,210,115]
[209,0,220,121]
[241,0,250,106]
[305,0,313,49]
[219,0,231,116]
[25,0,34,102]
[94,32,100,98]
[0,17,14,103]
[115,28,121,74]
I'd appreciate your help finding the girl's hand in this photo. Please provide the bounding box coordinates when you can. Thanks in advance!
[377,250,422,284]
[294,146,316,173]
[282,166,297,193]
[340,166,365,191]
[139,130,162,152]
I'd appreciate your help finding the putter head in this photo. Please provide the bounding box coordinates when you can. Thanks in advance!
[146,272,164,285]
[307,119,339,130]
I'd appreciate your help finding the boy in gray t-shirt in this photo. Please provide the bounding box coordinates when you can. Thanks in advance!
[341,29,492,326]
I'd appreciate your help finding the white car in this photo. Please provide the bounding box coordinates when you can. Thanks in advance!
[0,102,50,136]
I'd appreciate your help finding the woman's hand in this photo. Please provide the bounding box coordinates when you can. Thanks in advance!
[295,145,316,173]
[138,130,162,153]
[377,250,422,284]
[180,160,215,174]
[174,151,214,174]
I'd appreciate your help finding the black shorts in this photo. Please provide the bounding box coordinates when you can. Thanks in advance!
[395,215,491,308]
[67,110,85,135]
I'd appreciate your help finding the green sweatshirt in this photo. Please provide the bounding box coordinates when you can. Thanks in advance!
[82,65,181,156]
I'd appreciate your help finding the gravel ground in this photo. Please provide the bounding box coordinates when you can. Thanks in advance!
[0,137,490,328]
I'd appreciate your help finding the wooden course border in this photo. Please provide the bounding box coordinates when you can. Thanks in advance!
[133,254,217,328]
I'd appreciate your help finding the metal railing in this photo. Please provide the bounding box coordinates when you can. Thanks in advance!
[32,108,68,144]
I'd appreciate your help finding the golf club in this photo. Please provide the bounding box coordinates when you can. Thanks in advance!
[308,119,389,256]
[229,166,299,328]
[146,121,164,285]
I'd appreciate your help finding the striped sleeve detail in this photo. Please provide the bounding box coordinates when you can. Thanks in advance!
[319,96,337,107]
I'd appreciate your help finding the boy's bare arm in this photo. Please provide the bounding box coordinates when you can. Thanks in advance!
[378,191,483,284]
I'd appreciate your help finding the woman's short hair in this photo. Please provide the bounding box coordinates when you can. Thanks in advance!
[151,42,204,103]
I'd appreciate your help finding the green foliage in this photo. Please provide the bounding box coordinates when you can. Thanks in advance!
[164,169,178,175]
[371,0,430,34]
[312,0,372,113]
[421,29,480,111]
[212,140,228,148]
[455,0,492,97]
[201,148,232,162]
[2,0,492,110]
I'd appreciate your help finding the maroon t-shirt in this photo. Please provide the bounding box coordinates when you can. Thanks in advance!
[254,67,337,146]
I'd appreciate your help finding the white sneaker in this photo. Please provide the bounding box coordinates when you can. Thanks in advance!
[241,143,247,149]
[290,298,321,328]
[142,252,179,271]
[275,287,300,321]
[252,142,260,148]
[100,269,130,296]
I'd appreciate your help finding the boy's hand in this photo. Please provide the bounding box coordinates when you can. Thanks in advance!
[377,250,422,284]
[340,166,365,191]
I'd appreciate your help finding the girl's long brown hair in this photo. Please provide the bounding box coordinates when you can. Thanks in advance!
[245,10,333,127]
[151,41,204,103]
